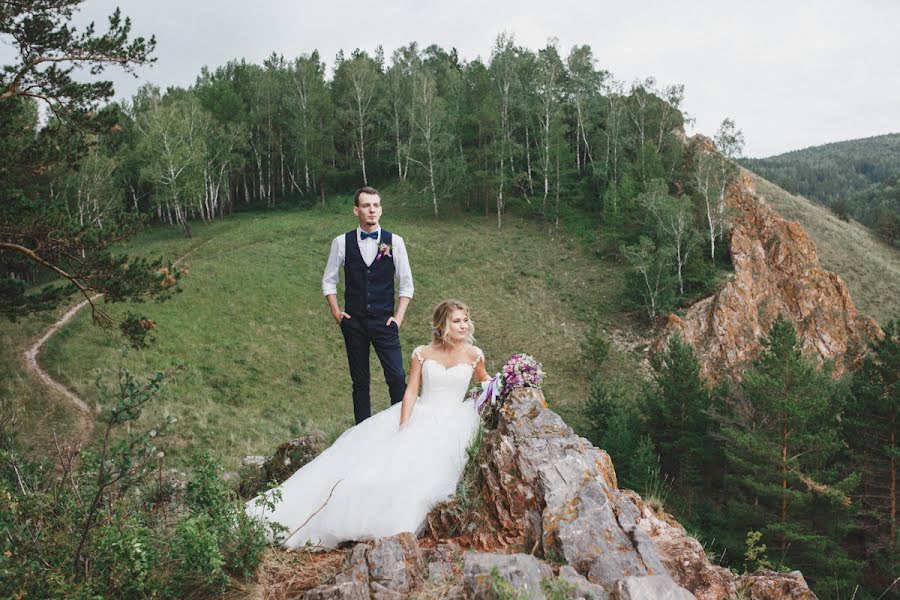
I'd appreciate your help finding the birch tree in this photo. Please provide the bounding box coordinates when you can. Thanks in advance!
[535,40,564,216]
[621,236,674,320]
[64,150,122,228]
[199,116,245,220]
[409,68,459,216]
[385,44,420,183]
[713,118,745,241]
[566,45,605,175]
[601,79,626,211]
[693,137,720,261]
[287,52,329,196]
[626,77,657,186]
[490,33,519,229]
[693,119,744,261]
[640,179,697,295]
[137,92,206,237]
[333,51,381,185]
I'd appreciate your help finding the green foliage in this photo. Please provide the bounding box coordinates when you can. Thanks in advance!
[171,514,228,593]
[844,175,900,247]
[621,235,677,320]
[742,134,900,248]
[0,365,266,598]
[183,451,268,581]
[1,1,173,324]
[580,317,610,369]
[119,311,157,349]
[1,2,156,115]
[718,315,860,591]
[439,423,486,536]
[541,576,577,600]
[486,566,528,600]
[843,319,899,589]
[644,333,718,497]
[743,530,773,572]
[581,376,645,489]
[740,133,900,207]
[635,437,671,512]
[95,512,158,596]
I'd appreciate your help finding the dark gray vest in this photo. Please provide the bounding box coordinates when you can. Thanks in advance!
[344,229,395,317]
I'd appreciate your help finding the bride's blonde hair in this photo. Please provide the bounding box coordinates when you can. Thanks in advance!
[431,299,475,346]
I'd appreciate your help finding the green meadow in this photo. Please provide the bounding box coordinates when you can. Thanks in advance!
[4,194,642,470]
[6,181,897,472]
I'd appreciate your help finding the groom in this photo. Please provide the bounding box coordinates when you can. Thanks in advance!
[322,186,414,424]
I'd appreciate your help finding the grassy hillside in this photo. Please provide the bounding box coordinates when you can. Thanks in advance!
[749,171,900,325]
[3,194,644,470]
[8,176,895,473]
[740,132,900,205]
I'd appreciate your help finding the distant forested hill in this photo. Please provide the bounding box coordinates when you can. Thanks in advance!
[740,133,900,205]
[741,133,900,246]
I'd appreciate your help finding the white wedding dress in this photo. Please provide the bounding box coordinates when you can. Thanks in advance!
[246,346,484,550]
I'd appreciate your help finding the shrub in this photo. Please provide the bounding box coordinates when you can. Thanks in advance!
[0,365,268,598]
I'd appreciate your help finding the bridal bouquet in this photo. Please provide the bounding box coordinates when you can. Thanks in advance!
[470,353,544,416]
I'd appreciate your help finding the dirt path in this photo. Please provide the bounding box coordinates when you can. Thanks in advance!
[21,237,215,451]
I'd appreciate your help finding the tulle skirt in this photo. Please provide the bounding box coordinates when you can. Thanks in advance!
[246,396,481,549]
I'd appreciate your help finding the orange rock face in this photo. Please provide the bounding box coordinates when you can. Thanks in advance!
[656,171,882,384]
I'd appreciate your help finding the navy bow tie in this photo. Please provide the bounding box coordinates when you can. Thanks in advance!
[360,231,379,241]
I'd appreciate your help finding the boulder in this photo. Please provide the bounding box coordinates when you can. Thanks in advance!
[610,575,695,600]
[366,533,425,599]
[464,551,553,599]
[301,533,425,600]
[239,431,328,497]
[558,565,608,599]
[422,543,458,583]
[734,570,818,600]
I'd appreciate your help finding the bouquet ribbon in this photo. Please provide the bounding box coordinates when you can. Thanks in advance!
[474,375,502,415]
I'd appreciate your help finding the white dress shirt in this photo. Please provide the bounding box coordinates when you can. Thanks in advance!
[322,227,414,298]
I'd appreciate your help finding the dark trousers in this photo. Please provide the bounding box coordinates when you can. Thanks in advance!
[340,314,406,424]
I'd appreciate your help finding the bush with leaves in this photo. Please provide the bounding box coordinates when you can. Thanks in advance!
[0,362,267,598]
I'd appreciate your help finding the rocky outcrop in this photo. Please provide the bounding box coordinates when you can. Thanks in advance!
[656,170,882,383]
[299,390,817,599]
[463,552,553,598]
[733,571,818,600]
[302,532,426,600]
[238,431,327,497]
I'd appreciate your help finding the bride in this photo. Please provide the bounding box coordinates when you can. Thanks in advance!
[246,299,490,549]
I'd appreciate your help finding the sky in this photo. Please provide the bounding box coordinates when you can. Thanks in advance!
[5,0,900,157]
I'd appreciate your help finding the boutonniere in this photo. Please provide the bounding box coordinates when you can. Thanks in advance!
[376,243,393,262]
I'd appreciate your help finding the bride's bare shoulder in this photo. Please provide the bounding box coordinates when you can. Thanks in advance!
[464,344,484,362]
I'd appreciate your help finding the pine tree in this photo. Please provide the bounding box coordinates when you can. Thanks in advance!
[644,333,717,498]
[582,376,641,488]
[1,1,172,324]
[844,320,899,589]
[720,315,860,591]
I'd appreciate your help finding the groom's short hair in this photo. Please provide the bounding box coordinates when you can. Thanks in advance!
[354,186,380,206]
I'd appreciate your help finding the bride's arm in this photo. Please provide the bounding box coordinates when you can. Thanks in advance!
[473,353,490,383]
[399,356,422,429]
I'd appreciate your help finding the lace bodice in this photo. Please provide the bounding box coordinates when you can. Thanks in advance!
[412,345,484,405]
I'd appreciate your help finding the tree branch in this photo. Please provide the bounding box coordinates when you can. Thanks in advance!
[0,242,111,324]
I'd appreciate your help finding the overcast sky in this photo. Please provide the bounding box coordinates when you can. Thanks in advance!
[7,0,900,157]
